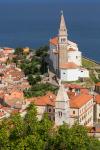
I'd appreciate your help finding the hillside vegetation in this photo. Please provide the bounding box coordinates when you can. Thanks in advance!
[82,57,100,84]
[0,103,100,150]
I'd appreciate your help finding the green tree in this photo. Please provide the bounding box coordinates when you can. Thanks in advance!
[25,134,44,150]
[14,48,23,56]
[0,119,10,150]
[38,114,53,141]
[36,45,49,57]
[24,103,38,135]
[9,113,25,141]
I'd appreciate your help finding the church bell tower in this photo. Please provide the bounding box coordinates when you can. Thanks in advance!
[58,11,68,67]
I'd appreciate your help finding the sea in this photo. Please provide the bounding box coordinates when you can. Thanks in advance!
[0,0,100,62]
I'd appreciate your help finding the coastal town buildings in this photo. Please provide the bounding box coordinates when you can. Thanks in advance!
[0,42,99,135]
[49,12,89,81]
[24,83,95,127]
[55,84,94,126]
[0,50,99,129]
[0,47,15,63]
[28,92,56,121]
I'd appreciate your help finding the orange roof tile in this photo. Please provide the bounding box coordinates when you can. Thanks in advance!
[70,94,93,108]
[50,37,58,46]
[68,48,76,51]
[60,62,79,69]
[3,48,13,50]
[95,95,100,104]
[80,88,89,94]
[64,83,82,89]
[4,91,24,107]
[28,92,56,107]
[67,91,75,99]
[0,112,4,117]
[95,82,100,87]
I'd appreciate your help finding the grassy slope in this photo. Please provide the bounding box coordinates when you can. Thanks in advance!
[82,57,100,84]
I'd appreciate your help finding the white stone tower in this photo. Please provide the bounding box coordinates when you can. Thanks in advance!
[58,11,68,67]
[55,84,70,126]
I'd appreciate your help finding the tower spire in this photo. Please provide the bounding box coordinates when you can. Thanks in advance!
[59,10,67,36]
[55,84,70,126]
[58,11,68,66]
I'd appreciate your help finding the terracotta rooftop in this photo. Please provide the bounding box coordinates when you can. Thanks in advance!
[95,82,100,87]
[50,37,58,46]
[28,92,56,107]
[64,83,82,89]
[68,48,76,51]
[50,37,77,49]
[60,62,79,69]
[3,48,14,50]
[67,91,75,99]
[80,88,89,94]
[95,95,100,104]
[0,112,4,117]
[4,91,24,108]
[70,94,93,108]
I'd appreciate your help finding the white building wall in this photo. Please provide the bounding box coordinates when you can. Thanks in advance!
[60,69,79,81]
[70,99,94,126]
[96,104,100,123]
[60,68,89,82]
[36,106,47,120]
[78,68,89,78]
[36,105,55,121]
[70,108,78,126]
[79,99,93,126]
[68,51,82,66]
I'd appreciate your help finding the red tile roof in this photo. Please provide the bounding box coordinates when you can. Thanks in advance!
[64,84,82,89]
[0,112,4,117]
[70,94,93,108]
[67,91,75,99]
[60,62,79,69]
[68,48,76,51]
[95,82,100,87]
[4,91,24,107]
[95,95,100,104]
[3,48,13,50]
[80,88,89,94]
[50,37,58,46]
[28,92,56,107]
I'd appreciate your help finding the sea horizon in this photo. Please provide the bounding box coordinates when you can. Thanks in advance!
[0,0,100,62]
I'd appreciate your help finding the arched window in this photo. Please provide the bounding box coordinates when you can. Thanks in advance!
[58,111,62,117]
[61,38,66,43]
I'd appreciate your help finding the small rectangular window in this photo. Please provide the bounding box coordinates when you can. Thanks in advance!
[73,111,75,114]
[59,111,62,117]
[48,108,51,112]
